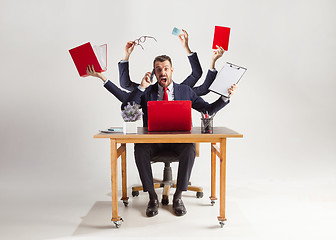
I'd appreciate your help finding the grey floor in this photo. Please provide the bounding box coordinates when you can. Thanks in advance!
[1,176,335,240]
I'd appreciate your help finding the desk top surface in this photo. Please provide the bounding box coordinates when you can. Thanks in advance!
[94,127,243,143]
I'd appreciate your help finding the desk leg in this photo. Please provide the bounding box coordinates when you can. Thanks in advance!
[110,139,122,228]
[210,143,217,205]
[218,138,227,228]
[120,143,129,206]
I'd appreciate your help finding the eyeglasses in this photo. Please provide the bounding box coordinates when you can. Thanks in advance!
[133,35,157,50]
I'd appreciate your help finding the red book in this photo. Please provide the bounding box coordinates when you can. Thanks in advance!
[212,26,231,51]
[69,42,107,77]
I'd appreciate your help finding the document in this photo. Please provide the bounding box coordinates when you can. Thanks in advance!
[69,42,107,77]
[99,127,123,134]
[209,62,247,98]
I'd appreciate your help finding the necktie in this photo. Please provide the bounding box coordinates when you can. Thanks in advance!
[163,87,168,101]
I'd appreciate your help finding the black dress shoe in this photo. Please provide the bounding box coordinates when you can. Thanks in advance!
[146,199,159,217]
[172,198,187,216]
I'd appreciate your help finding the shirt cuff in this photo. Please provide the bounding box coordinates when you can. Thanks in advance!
[120,60,128,63]
[210,68,216,72]
[188,52,195,57]
[221,96,230,102]
[137,85,146,92]
[103,80,109,86]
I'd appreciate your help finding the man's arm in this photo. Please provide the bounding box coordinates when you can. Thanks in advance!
[191,46,225,96]
[191,91,229,116]
[86,65,129,102]
[190,81,237,115]
[179,30,203,88]
[104,81,130,102]
[119,41,140,91]
[121,72,152,110]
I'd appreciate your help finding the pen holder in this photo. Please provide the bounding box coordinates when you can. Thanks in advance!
[201,118,213,134]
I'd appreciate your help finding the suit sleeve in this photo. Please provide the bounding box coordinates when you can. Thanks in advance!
[104,80,130,103]
[192,69,217,96]
[180,52,203,88]
[121,87,145,110]
[118,61,140,91]
[190,88,229,115]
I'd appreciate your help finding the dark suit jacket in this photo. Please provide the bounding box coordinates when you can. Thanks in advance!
[118,52,217,96]
[104,80,129,102]
[121,82,229,127]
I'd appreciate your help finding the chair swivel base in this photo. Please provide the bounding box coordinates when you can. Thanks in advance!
[132,181,203,205]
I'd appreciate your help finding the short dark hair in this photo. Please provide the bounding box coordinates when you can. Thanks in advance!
[153,55,172,68]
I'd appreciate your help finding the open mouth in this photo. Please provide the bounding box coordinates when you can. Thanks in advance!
[160,76,167,84]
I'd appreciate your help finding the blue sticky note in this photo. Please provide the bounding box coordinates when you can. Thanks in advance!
[172,27,182,36]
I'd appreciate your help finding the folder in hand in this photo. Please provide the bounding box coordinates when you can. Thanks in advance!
[69,42,107,77]
[212,26,231,51]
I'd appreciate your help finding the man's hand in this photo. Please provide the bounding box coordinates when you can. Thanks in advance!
[228,84,237,97]
[122,41,135,61]
[210,45,225,69]
[139,72,152,89]
[178,29,192,54]
[86,65,107,82]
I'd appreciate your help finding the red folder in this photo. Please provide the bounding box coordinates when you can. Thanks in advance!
[69,42,107,77]
[212,26,231,51]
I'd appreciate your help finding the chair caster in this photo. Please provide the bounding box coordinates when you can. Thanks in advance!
[132,191,139,197]
[161,197,169,205]
[219,221,225,228]
[114,218,124,228]
[211,200,215,206]
[196,192,203,198]
[123,201,129,207]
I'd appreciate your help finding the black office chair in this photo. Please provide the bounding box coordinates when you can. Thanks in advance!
[131,143,203,205]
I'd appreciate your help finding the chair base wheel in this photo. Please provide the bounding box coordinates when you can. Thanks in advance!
[113,218,124,228]
[132,191,139,197]
[196,192,203,198]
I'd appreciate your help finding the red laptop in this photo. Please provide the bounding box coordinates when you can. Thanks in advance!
[147,101,192,132]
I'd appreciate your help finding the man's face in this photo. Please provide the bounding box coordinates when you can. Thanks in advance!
[154,60,173,88]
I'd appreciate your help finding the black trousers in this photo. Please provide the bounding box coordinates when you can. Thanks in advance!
[134,143,196,192]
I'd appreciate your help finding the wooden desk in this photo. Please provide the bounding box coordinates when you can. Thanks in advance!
[94,127,243,228]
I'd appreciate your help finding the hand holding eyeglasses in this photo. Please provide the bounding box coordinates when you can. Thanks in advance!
[123,41,135,61]
[122,36,157,61]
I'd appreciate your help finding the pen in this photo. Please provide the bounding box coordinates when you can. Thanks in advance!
[108,128,123,131]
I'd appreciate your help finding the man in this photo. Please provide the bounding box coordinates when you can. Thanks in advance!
[121,55,236,217]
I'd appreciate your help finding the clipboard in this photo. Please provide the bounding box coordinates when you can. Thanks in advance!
[209,62,247,98]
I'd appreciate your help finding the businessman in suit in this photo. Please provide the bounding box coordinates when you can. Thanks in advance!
[121,55,236,217]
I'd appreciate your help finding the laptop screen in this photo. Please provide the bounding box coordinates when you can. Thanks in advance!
[147,101,192,132]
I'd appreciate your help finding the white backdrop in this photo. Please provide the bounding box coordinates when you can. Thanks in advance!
[1,0,336,238]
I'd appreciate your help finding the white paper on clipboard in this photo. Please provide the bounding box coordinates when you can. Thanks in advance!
[209,62,247,97]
